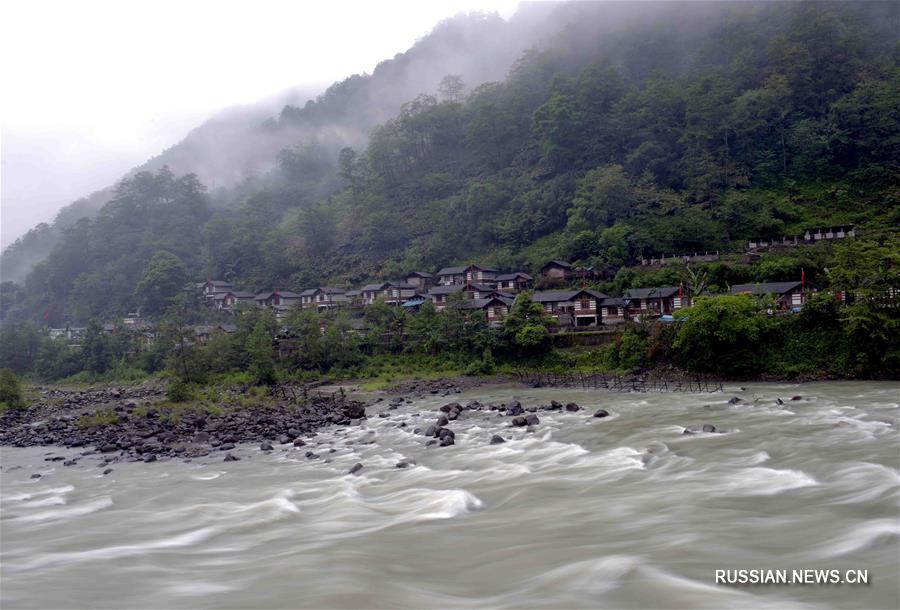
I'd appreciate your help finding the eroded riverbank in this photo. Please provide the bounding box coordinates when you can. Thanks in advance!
[2,381,898,609]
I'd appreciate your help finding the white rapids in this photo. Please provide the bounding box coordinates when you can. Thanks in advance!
[1,381,898,609]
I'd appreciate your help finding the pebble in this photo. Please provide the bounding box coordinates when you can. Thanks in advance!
[348,462,364,475]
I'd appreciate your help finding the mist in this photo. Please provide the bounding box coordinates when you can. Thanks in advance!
[1,0,521,252]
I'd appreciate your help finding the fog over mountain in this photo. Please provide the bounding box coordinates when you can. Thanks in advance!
[1,2,553,279]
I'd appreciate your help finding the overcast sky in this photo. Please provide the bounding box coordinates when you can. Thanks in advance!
[0,0,520,249]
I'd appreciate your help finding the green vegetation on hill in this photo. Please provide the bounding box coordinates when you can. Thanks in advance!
[0,1,897,382]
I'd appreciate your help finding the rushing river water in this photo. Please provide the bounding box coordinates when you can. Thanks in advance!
[2,382,898,609]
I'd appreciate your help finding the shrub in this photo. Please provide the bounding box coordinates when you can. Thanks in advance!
[167,378,196,403]
[0,368,24,409]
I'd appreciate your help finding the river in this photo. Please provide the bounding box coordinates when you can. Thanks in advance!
[2,382,898,609]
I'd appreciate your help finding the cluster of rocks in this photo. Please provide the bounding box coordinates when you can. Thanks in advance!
[0,386,367,463]
[385,375,503,398]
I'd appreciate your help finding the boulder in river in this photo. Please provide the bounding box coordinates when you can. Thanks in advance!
[511,416,527,427]
[524,414,540,426]
[348,462,364,475]
[565,402,580,412]
[728,397,742,405]
[791,395,803,401]
[436,416,449,427]
[490,435,505,444]
[593,409,609,418]
[293,438,306,447]
[260,442,273,451]
[507,402,524,416]
[702,424,717,433]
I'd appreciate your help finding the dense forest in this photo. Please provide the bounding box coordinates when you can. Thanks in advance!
[1,1,898,332]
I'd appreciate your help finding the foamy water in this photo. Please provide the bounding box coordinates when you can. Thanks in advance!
[2,382,898,609]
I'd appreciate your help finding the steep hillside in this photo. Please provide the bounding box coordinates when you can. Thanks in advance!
[2,0,898,325]
[1,9,550,283]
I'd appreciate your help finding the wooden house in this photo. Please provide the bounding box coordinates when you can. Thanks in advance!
[427,284,465,311]
[213,291,256,310]
[465,283,513,300]
[539,260,573,282]
[730,281,804,310]
[599,297,628,325]
[464,264,499,285]
[624,287,686,318]
[532,289,607,327]
[200,279,233,300]
[405,271,437,291]
[436,266,468,285]
[254,290,302,310]
[460,296,515,328]
[361,282,418,305]
[496,272,533,292]
[300,287,347,311]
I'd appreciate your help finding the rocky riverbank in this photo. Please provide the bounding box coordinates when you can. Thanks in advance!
[0,384,367,464]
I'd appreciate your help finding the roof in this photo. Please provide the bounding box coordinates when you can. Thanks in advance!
[730,281,802,295]
[468,283,499,292]
[437,266,467,275]
[625,286,680,299]
[496,272,533,281]
[345,290,361,297]
[533,290,579,303]
[387,282,417,289]
[301,287,346,296]
[600,297,627,307]
[205,280,232,287]
[230,291,256,299]
[402,297,426,308]
[428,284,465,295]
[541,260,572,270]
[255,292,274,300]
[406,271,435,278]
[275,290,302,298]
[460,296,513,309]
[360,283,387,292]
[468,264,499,273]
[532,289,600,303]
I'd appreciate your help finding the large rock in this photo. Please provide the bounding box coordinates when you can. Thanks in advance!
[348,462,364,475]
[490,435,505,445]
[524,414,540,426]
[593,409,609,418]
[511,416,528,427]
[565,403,580,412]
[507,401,524,416]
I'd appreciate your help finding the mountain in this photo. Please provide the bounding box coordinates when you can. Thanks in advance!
[1,8,557,283]
[1,0,898,326]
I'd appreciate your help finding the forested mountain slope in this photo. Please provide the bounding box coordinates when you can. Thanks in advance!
[2,0,898,325]
[1,8,553,283]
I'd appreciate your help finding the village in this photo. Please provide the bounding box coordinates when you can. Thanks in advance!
[194,258,809,335]
[47,255,817,347]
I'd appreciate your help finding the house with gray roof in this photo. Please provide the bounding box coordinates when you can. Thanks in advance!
[730,281,804,310]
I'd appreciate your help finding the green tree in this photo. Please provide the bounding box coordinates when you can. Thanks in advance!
[134,251,189,315]
[247,319,277,385]
[567,165,634,232]
[0,368,25,408]
[673,295,773,376]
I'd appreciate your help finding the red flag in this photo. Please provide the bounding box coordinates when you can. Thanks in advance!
[43,310,49,322]
[801,268,805,289]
